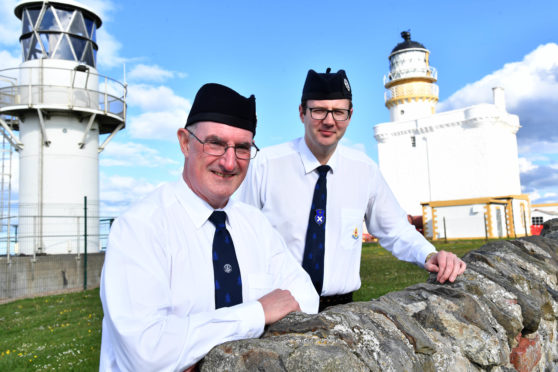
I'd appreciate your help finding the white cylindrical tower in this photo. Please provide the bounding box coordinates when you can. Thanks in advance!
[0,0,126,255]
[384,31,439,122]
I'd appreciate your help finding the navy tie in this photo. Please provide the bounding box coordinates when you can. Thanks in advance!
[208,211,242,309]
[302,165,330,295]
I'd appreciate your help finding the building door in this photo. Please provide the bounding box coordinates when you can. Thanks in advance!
[496,208,503,238]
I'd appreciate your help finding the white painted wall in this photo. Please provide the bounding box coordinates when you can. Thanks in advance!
[17,59,101,255]
[376,102,521,216]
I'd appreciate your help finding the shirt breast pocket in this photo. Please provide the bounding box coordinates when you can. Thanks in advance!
[339,209,364,251]
[243,273,274,301]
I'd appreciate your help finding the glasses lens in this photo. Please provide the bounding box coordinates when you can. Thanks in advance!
[332,109,349,121]
[310,108,327,120]
[234,145,252,160]
[250,145,258,159]
[204,141,226,156]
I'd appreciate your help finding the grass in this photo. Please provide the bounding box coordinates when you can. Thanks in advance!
[0,289,102,371]
[355,239,486,301]
[0,239,486,371]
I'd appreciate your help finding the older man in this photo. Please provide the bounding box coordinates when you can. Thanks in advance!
[239,68,466,311]
[99,83,319,371]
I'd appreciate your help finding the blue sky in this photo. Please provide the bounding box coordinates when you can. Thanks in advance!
[1,0,557,216]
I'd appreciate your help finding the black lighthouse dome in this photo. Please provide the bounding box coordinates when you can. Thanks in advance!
[391,31,426,54]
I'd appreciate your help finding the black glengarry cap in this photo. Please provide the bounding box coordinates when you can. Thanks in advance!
[186,83,257,135]
[301,67,352,102]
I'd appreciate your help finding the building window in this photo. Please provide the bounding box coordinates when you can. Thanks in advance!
[411,136,416,147]
[532,216,543,225]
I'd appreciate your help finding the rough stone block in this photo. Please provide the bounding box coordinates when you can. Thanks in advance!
[199,229,558,371]
[509,333,542,372]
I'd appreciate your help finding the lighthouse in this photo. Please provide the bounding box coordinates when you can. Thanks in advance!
[374,31,528,240]
[384,31,439,122]
[0,0,126,255]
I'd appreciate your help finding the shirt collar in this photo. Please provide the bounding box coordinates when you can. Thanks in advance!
[296,137,339,175]
[173,177,238,229]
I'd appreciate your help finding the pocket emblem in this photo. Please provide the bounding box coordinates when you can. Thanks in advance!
[352,227,359,239]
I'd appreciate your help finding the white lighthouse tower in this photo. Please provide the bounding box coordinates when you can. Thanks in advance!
[0,0,126,255]
[384,31,439,122]
[375,31,528,240]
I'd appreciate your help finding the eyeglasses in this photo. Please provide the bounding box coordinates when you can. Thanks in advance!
[308,107,351,121]
[186,128,259,160]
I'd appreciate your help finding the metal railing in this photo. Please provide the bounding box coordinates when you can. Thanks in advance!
[0,66,126,123]
[0,210,114,256]
[384,66,438,85]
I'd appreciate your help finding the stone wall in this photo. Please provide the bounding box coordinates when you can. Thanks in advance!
[200,219,558,371]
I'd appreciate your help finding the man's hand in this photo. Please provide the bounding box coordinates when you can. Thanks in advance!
[258,289,301,325]
[425,250,466,283]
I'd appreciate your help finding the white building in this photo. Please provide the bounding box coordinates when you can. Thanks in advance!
[0,0,126,255]
[531,203,558,226]
[374,31,529,240]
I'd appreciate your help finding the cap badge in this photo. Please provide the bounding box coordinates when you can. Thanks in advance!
[344,78,351,92]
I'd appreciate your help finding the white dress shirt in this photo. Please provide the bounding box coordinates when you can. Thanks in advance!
[99,179,319,372]
[238,137,436,296]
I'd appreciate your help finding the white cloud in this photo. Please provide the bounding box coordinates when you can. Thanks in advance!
[128,109,188,141]
[0,0,20,46]
[100,141,179,168]
[439,43,558,204]
[438,43,558,142]
[127,84,190,112]
[526,189,541,203]
[96,28,127,69]
[518,157,538,173]
[128,64,187,83]
[518,140,558,156]
[125,84,190,140]
[520,162,558,202]
[0,50,20,70]
[99,173,160,216]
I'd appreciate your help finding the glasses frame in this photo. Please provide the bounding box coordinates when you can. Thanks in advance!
[307,107,351,121]
[185,128,259,160]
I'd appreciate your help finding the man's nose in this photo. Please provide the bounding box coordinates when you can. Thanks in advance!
[220,146,237,170]
[323,111,336,124]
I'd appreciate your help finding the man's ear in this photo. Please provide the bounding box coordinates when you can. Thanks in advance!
[299,104,305,122]
[177,128,190,157]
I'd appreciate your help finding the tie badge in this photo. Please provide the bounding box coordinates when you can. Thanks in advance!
[223,264,232,273]
[352,227,359,240]
[315,209,325,225]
